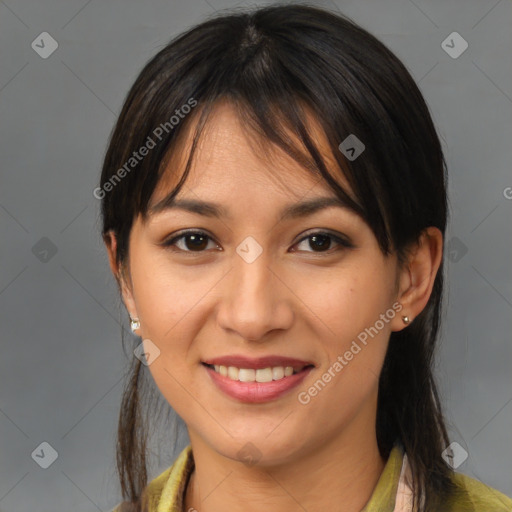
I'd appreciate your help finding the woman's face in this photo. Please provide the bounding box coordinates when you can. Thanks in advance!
[116,102,406,465]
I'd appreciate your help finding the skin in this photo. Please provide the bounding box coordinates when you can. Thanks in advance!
[104,101,443,512]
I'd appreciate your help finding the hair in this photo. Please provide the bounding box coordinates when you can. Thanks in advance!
[99,3,460,511]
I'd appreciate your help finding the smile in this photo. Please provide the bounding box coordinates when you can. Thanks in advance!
[202,362,314,403]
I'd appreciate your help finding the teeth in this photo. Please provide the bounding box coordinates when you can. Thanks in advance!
[256,367,273,382]
[238,368,256,382]
[272,367,284,380]
[214,364,228,377]
[228,366,239,380]
[211,364,301,382]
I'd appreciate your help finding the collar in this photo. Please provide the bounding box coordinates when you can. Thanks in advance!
[361,442,409,512]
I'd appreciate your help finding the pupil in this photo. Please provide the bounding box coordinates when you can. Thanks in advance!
[310,234,330,251]
[187,234,207,251]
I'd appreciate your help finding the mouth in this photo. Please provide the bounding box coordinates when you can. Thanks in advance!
[201,362,314,383]
[202,360,315,403]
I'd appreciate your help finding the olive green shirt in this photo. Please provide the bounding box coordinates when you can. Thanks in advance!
[113,442,512,511]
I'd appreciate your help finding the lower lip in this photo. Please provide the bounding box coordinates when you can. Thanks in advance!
[203,364,313,403]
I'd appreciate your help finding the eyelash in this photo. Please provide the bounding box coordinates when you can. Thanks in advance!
[161,229,354,255]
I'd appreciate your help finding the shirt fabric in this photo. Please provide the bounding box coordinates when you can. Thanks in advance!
[113,442,512,512]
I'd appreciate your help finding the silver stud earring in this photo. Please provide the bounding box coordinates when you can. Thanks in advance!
[402,315,410,325]
[130,317,140,332]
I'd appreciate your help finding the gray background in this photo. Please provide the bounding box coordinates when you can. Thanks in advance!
[1,0,511,510]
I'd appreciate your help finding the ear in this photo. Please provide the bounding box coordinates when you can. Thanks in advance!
[103,230,139,328]
[391,227,443,332]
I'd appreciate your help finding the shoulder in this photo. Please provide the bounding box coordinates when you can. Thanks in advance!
[112,445,194,512]
[446,471,512,511]
[110,466,174,512]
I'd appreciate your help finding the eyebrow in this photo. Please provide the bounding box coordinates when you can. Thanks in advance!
[148,195,357,222]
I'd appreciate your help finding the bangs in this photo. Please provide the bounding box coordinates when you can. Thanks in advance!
[141,94,369,230]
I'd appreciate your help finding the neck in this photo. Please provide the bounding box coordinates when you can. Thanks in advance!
[184,414,386,512]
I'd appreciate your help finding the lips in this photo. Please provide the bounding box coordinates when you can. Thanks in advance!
[201,354,315,403]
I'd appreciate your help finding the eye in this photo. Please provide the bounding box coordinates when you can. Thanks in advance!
[161,229,354,255]
[162,230,220,253]
[291,231,354,253]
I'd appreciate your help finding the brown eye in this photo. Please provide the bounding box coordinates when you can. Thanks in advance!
[307,234,331,251]
[293,231,354,253]
[163,230,218,252]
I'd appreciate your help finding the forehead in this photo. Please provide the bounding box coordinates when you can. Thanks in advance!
[150,100,354,206]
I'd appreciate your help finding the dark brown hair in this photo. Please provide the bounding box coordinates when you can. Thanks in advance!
[100,4,459,511]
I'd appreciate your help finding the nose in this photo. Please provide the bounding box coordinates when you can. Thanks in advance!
[216,250,294,342]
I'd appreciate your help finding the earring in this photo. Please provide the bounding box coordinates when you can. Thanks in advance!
[130,317,140,332]
[402,315,410,325]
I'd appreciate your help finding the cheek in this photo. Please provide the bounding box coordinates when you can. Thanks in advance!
[293,279,391,442]
[130,246,215,343]
[129,251,217,415]
[295,258,392,347]
[293,258,393,401]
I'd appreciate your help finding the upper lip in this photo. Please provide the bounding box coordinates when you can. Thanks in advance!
[202,355,315,371]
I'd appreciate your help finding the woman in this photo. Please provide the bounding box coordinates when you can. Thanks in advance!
[99,4,512,511]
